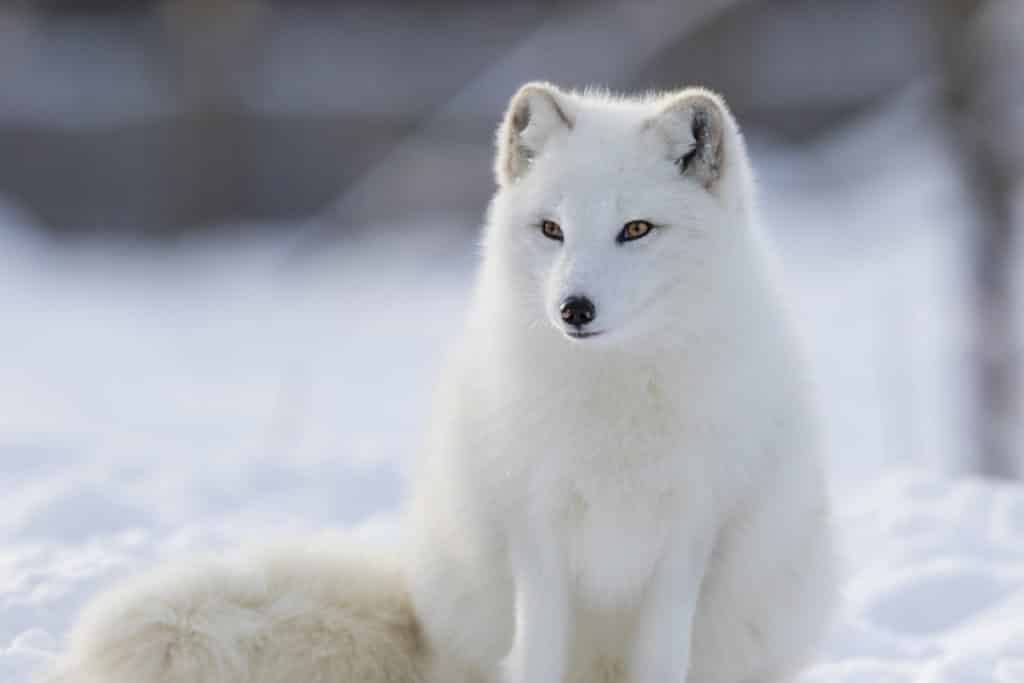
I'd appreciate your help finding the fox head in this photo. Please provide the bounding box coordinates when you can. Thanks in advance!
[482,83,759,350]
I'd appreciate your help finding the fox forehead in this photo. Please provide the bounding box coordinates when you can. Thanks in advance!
[521,146,687,228]
[526,116,682,198]
[546,113,667,167]
[526,181,681,228]
[524,142,679,212]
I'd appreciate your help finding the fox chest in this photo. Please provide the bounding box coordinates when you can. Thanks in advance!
[562,485,672,607]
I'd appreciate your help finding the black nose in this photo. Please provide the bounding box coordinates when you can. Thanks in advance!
[560,296,596,327]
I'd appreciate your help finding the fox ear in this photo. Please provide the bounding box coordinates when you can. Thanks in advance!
[647,89,729,189]
[495,82,574,187]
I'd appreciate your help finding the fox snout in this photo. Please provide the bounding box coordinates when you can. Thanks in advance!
[560,295,598,337]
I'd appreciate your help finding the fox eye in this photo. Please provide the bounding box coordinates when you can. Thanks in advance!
[540,219,564,241]
[618,220,653,243]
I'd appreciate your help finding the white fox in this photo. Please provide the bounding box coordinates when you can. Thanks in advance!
[46,84,836,683]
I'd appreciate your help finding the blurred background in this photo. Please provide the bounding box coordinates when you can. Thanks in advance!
[1,0,1024,566]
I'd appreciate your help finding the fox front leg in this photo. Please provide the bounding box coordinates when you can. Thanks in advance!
[629,537,711,683]
[501,521,570,683]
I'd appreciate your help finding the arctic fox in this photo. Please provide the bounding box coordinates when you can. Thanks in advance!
[46,84,835,683]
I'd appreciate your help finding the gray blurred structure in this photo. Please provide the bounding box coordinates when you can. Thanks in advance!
[935,0,1024,478]
[1,0,941,235]
[0,0,555,233]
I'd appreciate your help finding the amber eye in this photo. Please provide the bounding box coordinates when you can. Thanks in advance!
[540,219,564,241]
[618,220,653,243]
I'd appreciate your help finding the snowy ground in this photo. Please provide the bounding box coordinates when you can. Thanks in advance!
[1,91,1022,681]
[807,472,1024,682]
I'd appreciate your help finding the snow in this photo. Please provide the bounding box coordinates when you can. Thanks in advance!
[1,92,1022,682]
[806,472,1024,682]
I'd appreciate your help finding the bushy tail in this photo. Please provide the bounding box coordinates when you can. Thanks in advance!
[42,535,439,683]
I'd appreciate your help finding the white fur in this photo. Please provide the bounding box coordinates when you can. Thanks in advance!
[45,85,835,683]
[42,536,467,683]
[407,83,836,683]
